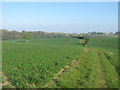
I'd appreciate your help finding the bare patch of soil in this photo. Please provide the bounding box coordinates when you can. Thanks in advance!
[100,80,106,84]
[44,81,54,87]
[108,52,113,55]
[0,72,15,88]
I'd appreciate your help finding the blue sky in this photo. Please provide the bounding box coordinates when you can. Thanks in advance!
[2,2,118,33]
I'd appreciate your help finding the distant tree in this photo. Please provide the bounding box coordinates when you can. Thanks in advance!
[22,32,32,43]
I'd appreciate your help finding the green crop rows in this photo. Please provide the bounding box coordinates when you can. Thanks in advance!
[2,38,83,88]
[2,37,118,88]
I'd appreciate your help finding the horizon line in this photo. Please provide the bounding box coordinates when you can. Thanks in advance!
[0,28,118,34]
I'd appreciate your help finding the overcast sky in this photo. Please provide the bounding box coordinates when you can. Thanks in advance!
[2,2,118,33]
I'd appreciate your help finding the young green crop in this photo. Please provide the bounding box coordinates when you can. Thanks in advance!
[2,37,118,88]
[2,38,83,88]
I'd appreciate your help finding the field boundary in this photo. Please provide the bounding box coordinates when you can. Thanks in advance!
[43,58,79,87]
[43,48,89,87]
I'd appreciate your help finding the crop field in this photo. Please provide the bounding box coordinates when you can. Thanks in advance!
[2,37,118,88]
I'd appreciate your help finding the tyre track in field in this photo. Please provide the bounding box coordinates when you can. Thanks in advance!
[80,48,107,87]
[95,51,107,87]
[92,49,118,88]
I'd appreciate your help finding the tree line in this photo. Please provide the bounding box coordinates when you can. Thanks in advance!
[1,29,118,46]
[0,29,118,41]
[0,29,76,40]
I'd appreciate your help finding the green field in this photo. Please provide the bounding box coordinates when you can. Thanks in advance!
[2,37,118,88]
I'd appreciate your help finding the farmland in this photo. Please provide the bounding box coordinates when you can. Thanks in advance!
[2,37,118,88]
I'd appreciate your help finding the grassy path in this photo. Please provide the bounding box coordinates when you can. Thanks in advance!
[46,48,118,88]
